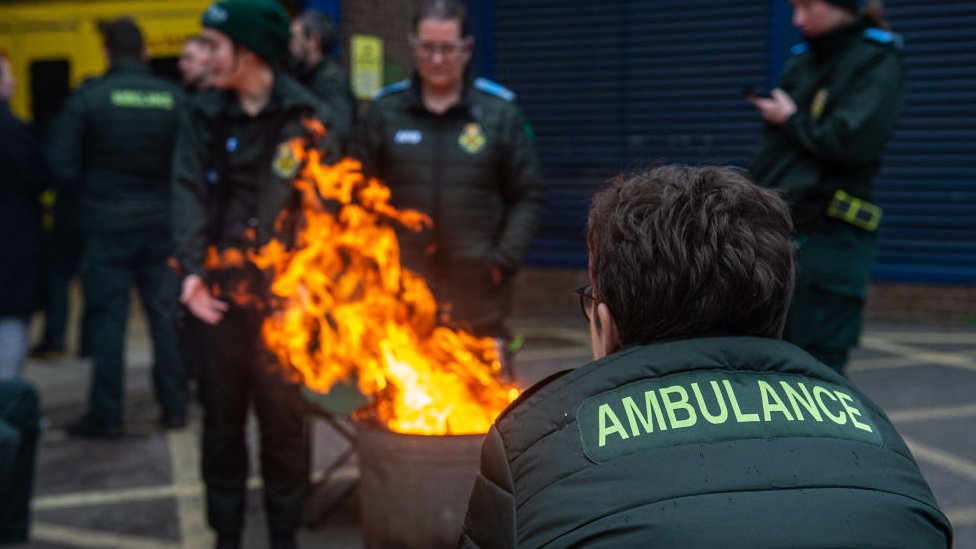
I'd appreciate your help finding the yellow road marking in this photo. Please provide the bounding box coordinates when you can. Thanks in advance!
[860,337,976,373]
[33,477,265,511]
[32,521,182,549]
[947,506,976,527]
[310,464,360,484]
[866,331,976,345]
[34,484,197,510]
[168,428,211,549]
[888,403,976,424]
[848,355,926,372]
[904,437,976,483]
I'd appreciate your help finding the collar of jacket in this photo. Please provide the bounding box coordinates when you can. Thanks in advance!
[806,17,867,60]
[404,70,477,115]
[107,58,151,75]
[196,72,315,118]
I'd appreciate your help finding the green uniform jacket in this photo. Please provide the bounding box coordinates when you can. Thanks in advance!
[171,73,341,282]
[355,76,545,333]
[48,60,185,234]
[299,58,356,136]
[749,21,907,230]
[461,336,952,548]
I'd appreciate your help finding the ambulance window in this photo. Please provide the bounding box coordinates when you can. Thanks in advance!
[149,56,180,84]
[30,59,70,130]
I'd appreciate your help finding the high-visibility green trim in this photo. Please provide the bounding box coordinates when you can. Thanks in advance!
[826,189,882,232]
[577,370,881,463]
[110,90,174,110]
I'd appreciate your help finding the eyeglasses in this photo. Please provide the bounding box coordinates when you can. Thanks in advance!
[410,38,468,59]
[574,284,599,323]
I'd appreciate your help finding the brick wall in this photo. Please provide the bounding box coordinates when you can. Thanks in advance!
[341,0,414,86]
[865,282,976,325]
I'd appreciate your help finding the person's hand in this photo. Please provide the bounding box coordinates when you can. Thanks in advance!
[180,274,228,325]
[748,88,797,126]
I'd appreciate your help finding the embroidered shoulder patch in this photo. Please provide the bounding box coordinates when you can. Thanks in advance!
[271,142,300,179]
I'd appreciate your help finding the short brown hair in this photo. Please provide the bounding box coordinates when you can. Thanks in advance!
[99,17,144,61]
[586,165,795,344]
[412,0,469,36]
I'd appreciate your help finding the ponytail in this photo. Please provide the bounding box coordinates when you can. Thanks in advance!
[860,0,890,30]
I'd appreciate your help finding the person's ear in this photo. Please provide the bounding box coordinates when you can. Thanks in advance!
[596,302,621,356]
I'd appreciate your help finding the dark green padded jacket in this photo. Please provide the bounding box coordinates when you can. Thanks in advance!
[355,76,545,333]
[298,58,356,136]
[48,60,185,233]
[461,336,951,548]
[749,20,907,231]
[171,73,341,282]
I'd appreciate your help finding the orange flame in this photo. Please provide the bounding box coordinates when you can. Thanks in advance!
[250,122,519,435]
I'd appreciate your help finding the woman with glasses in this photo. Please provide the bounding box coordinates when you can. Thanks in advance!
[356,0,545,375]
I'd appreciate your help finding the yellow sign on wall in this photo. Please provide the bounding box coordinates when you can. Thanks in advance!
[351,34,383,100]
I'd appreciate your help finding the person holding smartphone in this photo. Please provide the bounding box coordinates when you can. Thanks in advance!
[748,0,907,373]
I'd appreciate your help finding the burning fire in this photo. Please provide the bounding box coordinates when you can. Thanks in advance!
[249,120,519,436]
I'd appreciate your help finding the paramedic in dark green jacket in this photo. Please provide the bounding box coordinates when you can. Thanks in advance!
[748,0,907,373]
[356,0,544,352]
[53,17,188,438]
[171,1,341,547]
[289,9,356,133]
[461,166,951,548]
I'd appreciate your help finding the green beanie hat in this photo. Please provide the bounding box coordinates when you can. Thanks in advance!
[202,0,290,64]
[825,0,864,11]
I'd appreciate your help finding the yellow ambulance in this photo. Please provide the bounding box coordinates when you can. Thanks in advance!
[0,0,211,122]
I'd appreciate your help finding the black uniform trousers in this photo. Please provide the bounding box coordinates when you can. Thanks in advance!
[783,219,878,373]
[192,304,309,537]
[0,379,40,544]
[81,224,186,427]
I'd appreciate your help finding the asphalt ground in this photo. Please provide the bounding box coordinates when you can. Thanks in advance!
[9,306,976,549]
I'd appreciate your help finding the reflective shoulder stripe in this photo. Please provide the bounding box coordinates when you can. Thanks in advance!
[371,79,410,101]
[790,42,809,57]
[864,28,905,50]
[474,77,516,101]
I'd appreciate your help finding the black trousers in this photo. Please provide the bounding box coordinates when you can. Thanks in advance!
[0,379,40,544]
[81,225,186,426]
[192,306,309,537]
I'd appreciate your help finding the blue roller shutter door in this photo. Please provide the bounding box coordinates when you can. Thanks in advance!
[872,1,976,284]
[494,0,769,266]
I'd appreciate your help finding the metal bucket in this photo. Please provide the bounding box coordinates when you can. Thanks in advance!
[355,421,484,549]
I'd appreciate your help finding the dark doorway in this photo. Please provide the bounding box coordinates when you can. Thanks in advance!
[30,59,70,133]
[149,55,180,85]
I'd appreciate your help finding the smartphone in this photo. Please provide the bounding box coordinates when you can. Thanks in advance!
[743,85,769,98]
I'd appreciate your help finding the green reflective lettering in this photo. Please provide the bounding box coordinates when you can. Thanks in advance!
[835,391,873,432]
[659,386,697,429]
[691,381,728,425]
[780,381,823,422]
[110,90,174,110]
[813,386,847,425]
[758,380,794,421]
[723,379,759,423]
[598,403,629,447]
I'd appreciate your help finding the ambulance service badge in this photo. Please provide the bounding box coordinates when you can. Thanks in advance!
[458,123,486,154]
[811,88,829,119]
[271,142,300,179]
